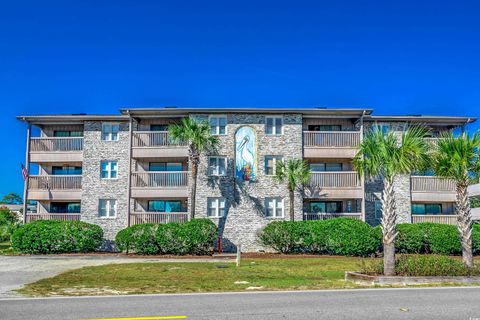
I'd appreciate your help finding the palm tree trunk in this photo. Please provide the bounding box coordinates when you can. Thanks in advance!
[381,177,397,276]
[289,189,295,221]
[190,158,198,220]
[456,183,473,268]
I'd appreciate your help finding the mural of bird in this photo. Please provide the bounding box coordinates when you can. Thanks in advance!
[235,129,256,181]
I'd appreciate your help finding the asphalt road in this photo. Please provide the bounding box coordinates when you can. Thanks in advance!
[2,287,480,320]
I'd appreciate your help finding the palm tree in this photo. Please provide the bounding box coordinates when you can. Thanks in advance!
[353,126,429,276]
[432,131,480,268]
[169,118,218,219]
[275,159,311,221]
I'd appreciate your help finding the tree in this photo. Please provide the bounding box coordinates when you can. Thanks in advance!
[275,159,311,221]
[353,126,429,275]
[169,117,218,219]
[1,193,23,205]
[432,131,480,268]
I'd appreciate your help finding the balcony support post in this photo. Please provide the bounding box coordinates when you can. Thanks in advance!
[359,112,366,222]
[22,123,31,224]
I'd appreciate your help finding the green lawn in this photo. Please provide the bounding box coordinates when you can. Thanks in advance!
[17,257,372,297]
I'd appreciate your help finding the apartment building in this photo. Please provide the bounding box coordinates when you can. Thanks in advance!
[17,108,476,251]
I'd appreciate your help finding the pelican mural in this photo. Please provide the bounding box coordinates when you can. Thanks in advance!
[235,126,257,181]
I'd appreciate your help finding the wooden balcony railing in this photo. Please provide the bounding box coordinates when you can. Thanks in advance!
[29,175,82,190]
[131,172,189,188]
[132,131,188,147]
[26,213,81,223]
[30,137,84,152]
[412,214,457,225]
[130,212,189,225]
[411,176,456,192]
[309,172,361,188]
[303,212,362,221]
[303,131,361,148]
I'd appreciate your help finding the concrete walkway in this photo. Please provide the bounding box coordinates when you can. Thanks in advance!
[0,255,233,298]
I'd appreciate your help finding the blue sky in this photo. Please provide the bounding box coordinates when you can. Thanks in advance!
[1,0,479,197]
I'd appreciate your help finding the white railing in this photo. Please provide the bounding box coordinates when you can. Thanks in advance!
[411,176,456,192]
[412,214,457,225]
[132,131,188,147]
[131,172,189,188]
[303,131,361,147]
[309,172,361,188]
[130,212,189,225]
[29,175,82,190]
[30,137,84,152]
[303,212,362,221]
[26,213,81,223]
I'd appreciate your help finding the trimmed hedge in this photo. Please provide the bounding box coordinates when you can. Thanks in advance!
[115,218,217,255]
[361,255,480,276]
[11,220,103,254]
[261,219,480,256]
[260,218,381,256]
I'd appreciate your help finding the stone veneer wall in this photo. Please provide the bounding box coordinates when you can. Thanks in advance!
[363,121,412,225]
[190,113,303,252]
[80,121,130,248]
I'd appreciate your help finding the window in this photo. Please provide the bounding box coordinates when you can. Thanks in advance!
[209,116,227,135]
[149,162,183,171]
[309,163,343,172]
[150,124,169,131]
[52,166,82,175]
[50,202,81,214]
[265,197,284,218]
[412,203,442,215]
[265,156,283,175]
[53,130,83,137]
[99,199,117,218]
[148,200,183,212]
[308,125,342,131]
[208,156,227,176]
[374,200,382,219]
[207,197,226,217]
[375,124,391,134]
[265,116,283,135]
[309,201,342,213]
[102,123,119,141]
[101,161,118,179]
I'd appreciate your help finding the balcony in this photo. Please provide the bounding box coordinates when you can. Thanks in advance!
[303,212,362,221]
[306,172,362,198]
[130,171,189,198]
[130,212,189,225]
[30,137,84,162]
[412,214,456,225]
[303,131,361,158]
[28,175,82,200]
[410,176,456,202]
[132,132,188,158]
[25,213,81,223]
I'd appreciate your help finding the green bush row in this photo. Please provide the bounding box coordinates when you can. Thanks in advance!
[360,255,480,276]
[260,219,480,256]
[115,219,217,255]
[259,218,381,256]
[11,220,103,254]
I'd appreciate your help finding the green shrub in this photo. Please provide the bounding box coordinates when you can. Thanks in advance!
[116,219,217,255]
[260,218,380,256]
[259,221,305,253]
[115,224,159,255]
[361,255,480,276]
[0,208,19,242]
[423,223,461,255]
[473,224,480,254]
[11,220,103,254]
[395,224,426,253]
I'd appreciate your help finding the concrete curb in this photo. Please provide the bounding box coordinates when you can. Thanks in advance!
[345,271,480,285]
